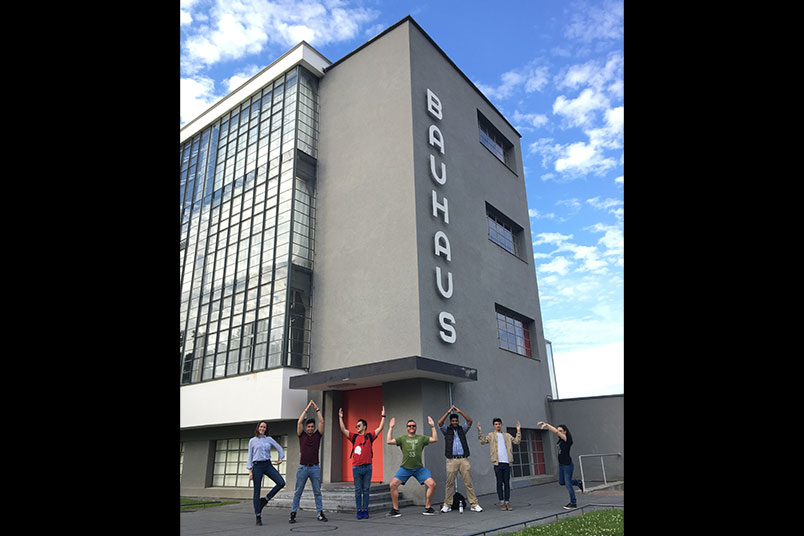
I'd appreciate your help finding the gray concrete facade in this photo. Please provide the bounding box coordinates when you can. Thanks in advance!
[547,394,624,482]
[181,17,563,505]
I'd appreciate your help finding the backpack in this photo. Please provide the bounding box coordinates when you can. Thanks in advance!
[451,492,467,510]
[349,432,373,459]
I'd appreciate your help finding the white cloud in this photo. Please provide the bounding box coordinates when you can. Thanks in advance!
[475,63,550,101]
[181,0,379,72]
[551,341,624,398]
[564,0,624,44]
[553,88,610,128]
[181,75,223,126]
[538,255,573,276]
[554,141,616,176]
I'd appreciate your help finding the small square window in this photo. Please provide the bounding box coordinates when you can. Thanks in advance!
[478,110,515,170]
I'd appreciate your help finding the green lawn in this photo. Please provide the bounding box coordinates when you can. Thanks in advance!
[512,509,623,536]
[180,498,240,511]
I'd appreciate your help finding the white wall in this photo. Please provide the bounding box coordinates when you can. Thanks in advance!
[180,368,310,428]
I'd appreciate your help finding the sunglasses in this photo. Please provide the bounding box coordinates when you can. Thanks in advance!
[407,424,417,427]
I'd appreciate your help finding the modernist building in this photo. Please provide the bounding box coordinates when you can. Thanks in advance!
[179,16,558,505]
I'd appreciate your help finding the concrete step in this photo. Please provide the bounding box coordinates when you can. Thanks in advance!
[264,483,414,513]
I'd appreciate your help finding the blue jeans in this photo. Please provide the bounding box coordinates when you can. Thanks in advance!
[352,464,372,510]
[558,461,578,503]
[252,461,285,515]
[291,464,323,513]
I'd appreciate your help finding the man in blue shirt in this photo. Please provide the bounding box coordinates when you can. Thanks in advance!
[437,405,482,513]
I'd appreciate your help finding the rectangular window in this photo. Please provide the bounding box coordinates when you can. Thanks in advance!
[212,435,287,488]
[478,110,515,170]
[496,305,534,358]
[509,428,546,477]
[486,203,524,258]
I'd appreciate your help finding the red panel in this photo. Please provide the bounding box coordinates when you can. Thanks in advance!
[341,387,384,482]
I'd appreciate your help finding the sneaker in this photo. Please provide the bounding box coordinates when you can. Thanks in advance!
[289,512,297,524]
[505,502,513,511]
[441,504,452,513]
[422,507,436,515]
[563,502,577,510]
[387,508,402,517]
[500,502,507,511]
[470,504,483,512]
[575,481,585,493]
[317,512,328,522]
[259,497,268,512]
[364,509,370,519]
[356,510,363,520]
[256,516,262,526]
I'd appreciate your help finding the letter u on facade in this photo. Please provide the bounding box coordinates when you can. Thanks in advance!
[435,266,453,298]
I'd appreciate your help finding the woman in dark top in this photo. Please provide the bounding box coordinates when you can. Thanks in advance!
[537,421,583,509]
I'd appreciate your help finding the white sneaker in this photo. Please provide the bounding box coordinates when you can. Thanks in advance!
[470,504,483,512]
[440,504,452,513]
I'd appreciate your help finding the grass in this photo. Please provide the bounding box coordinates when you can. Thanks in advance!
[511,509,623,536]
[180,497,241,511]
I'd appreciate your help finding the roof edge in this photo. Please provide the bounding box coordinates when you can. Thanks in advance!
[325,15,521,138]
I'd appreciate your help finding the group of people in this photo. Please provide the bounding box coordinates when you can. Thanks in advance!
[246,400,583,526]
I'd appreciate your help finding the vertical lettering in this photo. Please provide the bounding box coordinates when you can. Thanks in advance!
[438,312,456,343]
[434,231,451,261]
[435,266,453,298]
[429,125,445,154]
[429,154,446,185]
[431,190,449,224]
[427,89,443,120]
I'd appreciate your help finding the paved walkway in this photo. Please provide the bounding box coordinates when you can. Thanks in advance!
[180,482,624,535]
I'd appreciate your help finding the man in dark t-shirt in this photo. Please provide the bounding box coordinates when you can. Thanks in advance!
[290,400,327,523]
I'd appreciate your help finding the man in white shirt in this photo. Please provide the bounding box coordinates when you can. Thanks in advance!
[478,418,521,510]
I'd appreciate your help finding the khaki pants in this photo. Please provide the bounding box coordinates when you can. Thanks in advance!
[443,457,478,507]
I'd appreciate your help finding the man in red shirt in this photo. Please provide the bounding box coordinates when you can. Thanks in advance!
[290,400,327,524]
[339,406,386,519]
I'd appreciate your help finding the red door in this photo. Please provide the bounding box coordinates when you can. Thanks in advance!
[341,387,384,482]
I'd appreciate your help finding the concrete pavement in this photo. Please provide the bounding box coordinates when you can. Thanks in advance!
[180,481,624,536]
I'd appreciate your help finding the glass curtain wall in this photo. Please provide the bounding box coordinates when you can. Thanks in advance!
[180,66,319,385]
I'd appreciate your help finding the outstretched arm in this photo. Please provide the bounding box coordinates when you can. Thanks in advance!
[386,417,397,445]
[374,406,386,437]
[536,421,566,441]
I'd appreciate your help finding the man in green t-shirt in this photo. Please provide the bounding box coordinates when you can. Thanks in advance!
[385,416,439,517]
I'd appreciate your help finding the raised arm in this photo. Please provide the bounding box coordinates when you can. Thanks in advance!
[437,405,455,427]
[512,421,522,445]
[338,408,350,438]
[374,406,386,437]
[297,400,312,435]
[455,406,472,427]
[311,399,324,435]
[428,416,438,443]
[477,423,489,444]
[536,421,566,441]
[386,417,397,445]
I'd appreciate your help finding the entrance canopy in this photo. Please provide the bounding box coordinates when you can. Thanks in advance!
[288,356,477,391]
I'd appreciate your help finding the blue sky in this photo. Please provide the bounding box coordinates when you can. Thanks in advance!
[180,0,624,399]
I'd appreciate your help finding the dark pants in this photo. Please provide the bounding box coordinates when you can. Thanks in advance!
[252,460,285,515]
[494,462,511,502]
[353,464,373,510]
